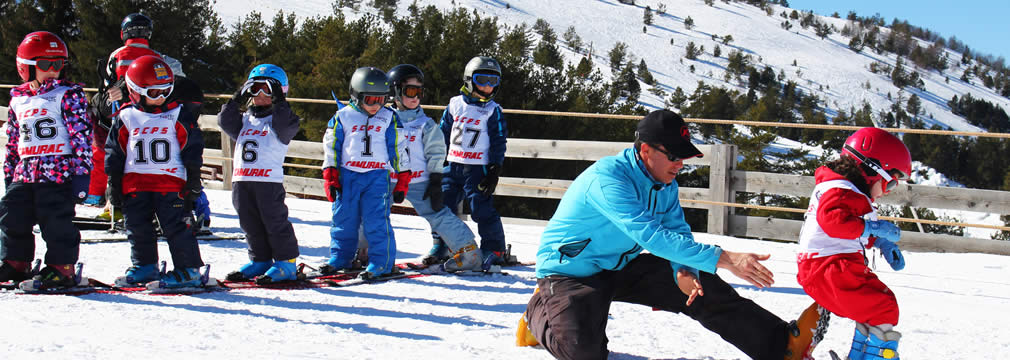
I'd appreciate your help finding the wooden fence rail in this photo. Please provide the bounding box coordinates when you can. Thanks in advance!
[3,106,1009,255]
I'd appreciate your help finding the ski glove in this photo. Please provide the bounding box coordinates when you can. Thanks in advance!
[233,79,253,105]
[323,167,341,202]
[874,237,905,271]
[393,171,411,204]
[267,78,286,103]
[477,164,501,197]
[179,168,203,213]
[424,173,444,210]
[71,174,90,203]
[107,175,124,208]
[862,220,901,244]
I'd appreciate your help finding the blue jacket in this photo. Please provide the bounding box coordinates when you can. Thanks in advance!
[535,148,722,279]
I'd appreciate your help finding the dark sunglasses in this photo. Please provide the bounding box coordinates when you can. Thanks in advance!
[844,144,908,192]
[400,85,423,99]
[650,144,682,162]
[362,95,386,106]
[472,73,500,87]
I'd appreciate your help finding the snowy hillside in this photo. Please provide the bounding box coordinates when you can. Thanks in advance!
[3,188,1009,359]
[215,0,1010,133]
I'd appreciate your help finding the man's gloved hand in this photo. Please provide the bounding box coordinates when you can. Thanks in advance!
[179,170,202,213]
[266,78,286,103]
[476,164,501,197]
[70,174,90,203]
[233,79,253,105]
[423,173,444,210]
[323,167,341,202]
[393,171,411,204]
[874,237,906,271]
[862,220,901,244]
[107,175,124,208]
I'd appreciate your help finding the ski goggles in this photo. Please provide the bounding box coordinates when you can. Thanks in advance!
[400,85,423,99]
[472,73,500,87]
[844,144,908,193]
[125,76,174,100]
[17,57,66,72]
[361,94,386,106]
[247,80,273,96]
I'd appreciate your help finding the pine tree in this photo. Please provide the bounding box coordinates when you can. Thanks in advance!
[684,16,695,30]
[608,42,629,72]
[637,59,654,85]
[562,26,582,53]
[685,41,700,60]
[643,6,653,26]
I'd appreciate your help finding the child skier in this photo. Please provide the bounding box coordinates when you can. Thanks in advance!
[219,64,301,284]
[0,31,93,289]
[321,67,411,279]
[797,127,912,360]
[105,55,207,288]
[386,64,482,272]
[430,56,508,267]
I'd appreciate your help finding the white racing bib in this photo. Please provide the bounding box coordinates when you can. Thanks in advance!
[797,179,875,259]
[232,113,286,183]
[445,96,493,165]
[119,106,186,181]
[399,118,429,184]
[338,106,398,173]
[10,86,73,158]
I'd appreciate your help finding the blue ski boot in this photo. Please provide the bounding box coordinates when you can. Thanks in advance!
[481,249,505,272]
[149,267,203,289]
[114,264,160,287]
[255,259,299,284]
[83,194,104,206]
[226,261,272,281]
[862,326,901,360]
[421,235,450,265]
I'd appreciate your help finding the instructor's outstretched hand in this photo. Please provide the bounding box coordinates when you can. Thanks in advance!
[717,250,774,288]
[676,269,704,306]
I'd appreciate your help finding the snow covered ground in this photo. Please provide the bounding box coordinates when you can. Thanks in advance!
[2,188,1009,359]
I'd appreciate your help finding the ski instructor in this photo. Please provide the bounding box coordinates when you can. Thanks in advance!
[516,109,819,360]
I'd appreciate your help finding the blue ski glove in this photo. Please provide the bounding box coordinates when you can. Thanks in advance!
[874,237,905,271]
[862,220,901,244]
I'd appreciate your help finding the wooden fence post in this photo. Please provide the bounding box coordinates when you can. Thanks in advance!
[220,135,234,190]
[707,144,736,235]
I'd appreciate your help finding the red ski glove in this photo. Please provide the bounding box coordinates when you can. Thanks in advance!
[323,167,341,202]
[393,171,411,204]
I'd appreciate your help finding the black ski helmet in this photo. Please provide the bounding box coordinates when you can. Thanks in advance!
[121,13,154,41]
[463,56,502,99]
[387,64,424,102]
[349,67,390,107]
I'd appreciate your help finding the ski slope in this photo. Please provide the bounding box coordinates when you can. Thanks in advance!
[2,188,1009,359]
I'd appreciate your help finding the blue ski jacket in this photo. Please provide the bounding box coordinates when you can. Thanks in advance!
[535,148,722,279]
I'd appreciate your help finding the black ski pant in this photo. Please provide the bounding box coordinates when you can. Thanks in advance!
[232,181,298,262]
[0,182,80,265]
[525,253,790,360]
[123,191,204,269]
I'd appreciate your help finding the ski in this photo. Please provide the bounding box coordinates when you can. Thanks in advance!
[80,230,246,243]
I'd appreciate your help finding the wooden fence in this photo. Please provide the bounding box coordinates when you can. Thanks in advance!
[3,106,1009,255]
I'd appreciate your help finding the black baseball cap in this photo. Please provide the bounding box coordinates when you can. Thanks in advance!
[635,109,703,160]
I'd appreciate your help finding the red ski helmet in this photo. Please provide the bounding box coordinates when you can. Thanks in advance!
[16,31,69,82]
[841,127,912,194]
[125,55,174,104]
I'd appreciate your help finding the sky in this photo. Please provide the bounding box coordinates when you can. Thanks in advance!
[788,0,1010,61]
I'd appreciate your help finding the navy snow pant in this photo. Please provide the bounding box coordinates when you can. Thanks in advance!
[441,163,505,253]
[0,182,80,264]
[329,169,396,275]
[525,254,790,360]
[232,181,298,262]
[123,191,204,269]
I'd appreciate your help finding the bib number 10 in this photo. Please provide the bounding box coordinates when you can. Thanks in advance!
[133,138,172,164]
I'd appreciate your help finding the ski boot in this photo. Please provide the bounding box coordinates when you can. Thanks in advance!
[516,287,541,347]
[785,302,831,360]
[481,249,507,272]
[421,236,450,265]
[851,324,900,360]
[19,264,77,291]
[114,263,161,287]
[359,266,400,281]
[226,261,272,282]
[443,244,483,272]
[0,260,32,284]
[255,259,299,284]
[315,257,350,276]
[148,267,203,289]
[349,248,369,270]
[96,207,124,222]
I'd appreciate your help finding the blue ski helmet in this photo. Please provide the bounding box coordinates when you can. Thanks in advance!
[248,64,289,94]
